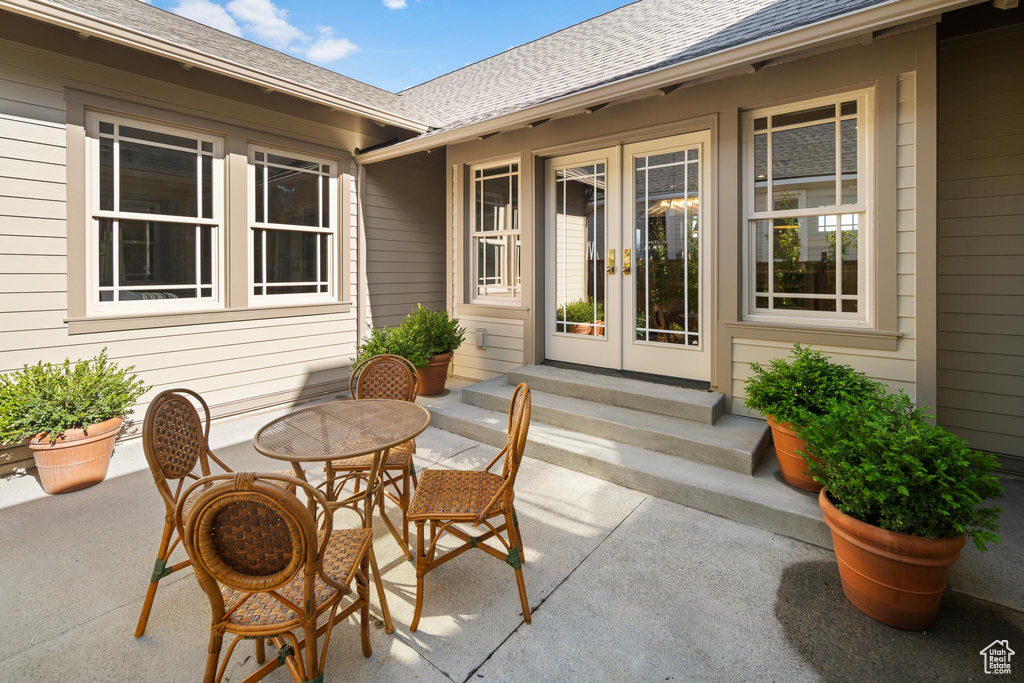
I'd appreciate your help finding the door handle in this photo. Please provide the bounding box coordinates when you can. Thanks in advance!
[606,249,615,274]
[623,248,631,274]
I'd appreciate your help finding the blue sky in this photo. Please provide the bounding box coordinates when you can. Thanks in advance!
[148,0,630,92]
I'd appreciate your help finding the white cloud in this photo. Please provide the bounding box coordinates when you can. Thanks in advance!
[306,26,357,64]
[383,0,407,8]
[225,0,305,49]
[171,0,242,36]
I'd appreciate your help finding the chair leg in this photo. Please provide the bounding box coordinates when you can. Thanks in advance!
[401,467,411,555]
[203,630,224,683]
[358,556,372,658]
[255,636,265,665]
[512,510,526,565]
[303,619,319,683]
[135,520,174,638]
[506,509,531,624]
[411,520,426,632]
[367,545,394,634]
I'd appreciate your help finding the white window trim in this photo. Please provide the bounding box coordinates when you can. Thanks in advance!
[741,88,875,329]
[247,145,339,307]
[469,158,522,307]
[85,111,226,316]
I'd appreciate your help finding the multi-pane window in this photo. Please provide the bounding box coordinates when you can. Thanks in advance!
[250,148,336,299]
[745,92,869,321]
[472,162,520,304]
[91,115,221,306]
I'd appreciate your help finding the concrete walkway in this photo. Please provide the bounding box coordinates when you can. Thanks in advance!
[0,402,1021,682]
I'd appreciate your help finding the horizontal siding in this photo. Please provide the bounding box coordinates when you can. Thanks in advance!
[452,314,526,380]
[936,24,1024,470]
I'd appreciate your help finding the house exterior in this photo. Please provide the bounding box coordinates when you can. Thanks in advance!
[0,0,1021,477]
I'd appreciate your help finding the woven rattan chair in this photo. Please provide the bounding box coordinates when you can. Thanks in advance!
[407,383,532,631]
[325,354,420,559]
[135,388,293,638]
[176,472,373,683]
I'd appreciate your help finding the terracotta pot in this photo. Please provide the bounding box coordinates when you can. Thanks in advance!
[568,320,604,336]
[820,488,965,630]
[416,351,453,396]
[28,416,123,494]
[767,416,822,492]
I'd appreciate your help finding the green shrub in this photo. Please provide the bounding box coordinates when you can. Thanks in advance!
[0,349,148,444]
[743,344,882,426]
[556,298,605,323]
[353,324,431,370]
[799,391,1002,550]
[402,304,466,356]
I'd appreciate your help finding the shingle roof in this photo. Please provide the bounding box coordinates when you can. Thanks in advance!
[400,0,889,133]
[41,0,444,128]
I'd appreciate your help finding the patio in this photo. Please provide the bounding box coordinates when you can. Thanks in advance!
[1,398,1022,682]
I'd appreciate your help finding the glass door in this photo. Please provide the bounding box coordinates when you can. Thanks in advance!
[621,132,711,380]
[544,148,621,369]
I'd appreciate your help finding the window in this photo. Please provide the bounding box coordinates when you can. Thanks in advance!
[250,148,336,301]
[471,162,521,304]
[744,91,870,323]
[89,114,222,309]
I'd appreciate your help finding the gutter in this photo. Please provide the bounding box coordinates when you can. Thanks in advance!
[355,0,979,163]
[0,0,437,133]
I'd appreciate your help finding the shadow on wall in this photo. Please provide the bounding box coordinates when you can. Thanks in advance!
[774,559,1024,681]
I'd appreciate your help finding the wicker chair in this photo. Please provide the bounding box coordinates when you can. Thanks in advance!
[325,354,420,560]
[407,383,532,631]
[135,388,293,639]
[176,472,373,683]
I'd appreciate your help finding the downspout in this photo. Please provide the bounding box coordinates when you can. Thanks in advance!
[355,159,369,345]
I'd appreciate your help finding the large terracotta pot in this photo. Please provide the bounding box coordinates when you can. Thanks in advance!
[416,351,453,396]
[820,488,965,630]
[766,416,822,492]
[28,416,123,494]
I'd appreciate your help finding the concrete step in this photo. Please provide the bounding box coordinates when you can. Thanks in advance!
[507,364,725,424]
[419,387,831,550]
[463,376,768,475]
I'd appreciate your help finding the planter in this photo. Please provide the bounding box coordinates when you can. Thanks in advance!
[416,351,453,396]
[819,488,965,630]
[28,416,123,494]
[568,320,604,336]
[766,416,822,492]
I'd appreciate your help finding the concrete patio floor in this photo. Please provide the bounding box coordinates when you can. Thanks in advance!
[0,400,1021,682]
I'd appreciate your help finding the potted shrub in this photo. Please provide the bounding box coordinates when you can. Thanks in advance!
[354,324,431,374]
[801,391,1002,630]
[744,345,881,491]
[0,349,147,494]
[402,304,466,395]
[556,298,605,336]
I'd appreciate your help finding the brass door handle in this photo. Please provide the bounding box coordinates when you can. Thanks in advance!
[606,249,615,274]
[623,248,631,274]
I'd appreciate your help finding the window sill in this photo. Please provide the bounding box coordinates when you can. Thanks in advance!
[454,303,530,320]
[720,320,901,351]
[66,301,351,335]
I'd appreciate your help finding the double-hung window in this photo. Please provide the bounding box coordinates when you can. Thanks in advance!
[743,90,871,324]
[250,147,337,302]
[471,162,521,305]
[89,114,222,309]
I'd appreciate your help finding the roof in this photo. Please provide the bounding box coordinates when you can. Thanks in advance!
[34,0,444,128]
[400,0,889,133]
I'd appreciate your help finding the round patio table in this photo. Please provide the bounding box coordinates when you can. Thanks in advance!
[252,398,431,634]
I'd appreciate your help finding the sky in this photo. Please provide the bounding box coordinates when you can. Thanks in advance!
[147,0,631,93]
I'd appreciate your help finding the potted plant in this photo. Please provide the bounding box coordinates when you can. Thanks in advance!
[354,324,431,374]
[556,298,605,336]
[801,391,1002,630]
[0,349,147,494]
[401,304,466,395]
[744,345,881,491]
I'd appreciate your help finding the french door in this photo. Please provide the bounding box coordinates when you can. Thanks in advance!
[545,131,711,381]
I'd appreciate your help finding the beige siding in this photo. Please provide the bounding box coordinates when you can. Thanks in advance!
[452,314,526,381]
[731,72,920,413]
[936,24,1024,469]
[0,43,368,474]
[362,152,446,327]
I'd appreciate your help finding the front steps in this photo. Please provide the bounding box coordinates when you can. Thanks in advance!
[419,365,832,549]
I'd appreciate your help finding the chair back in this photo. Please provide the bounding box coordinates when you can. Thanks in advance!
[177,473,331,618]
[501,383,532,486]
[349,354,418,401]
[143,388,224,515]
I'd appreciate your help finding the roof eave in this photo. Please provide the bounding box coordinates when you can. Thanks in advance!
[0,0,437,133]
[357,0,977,163]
